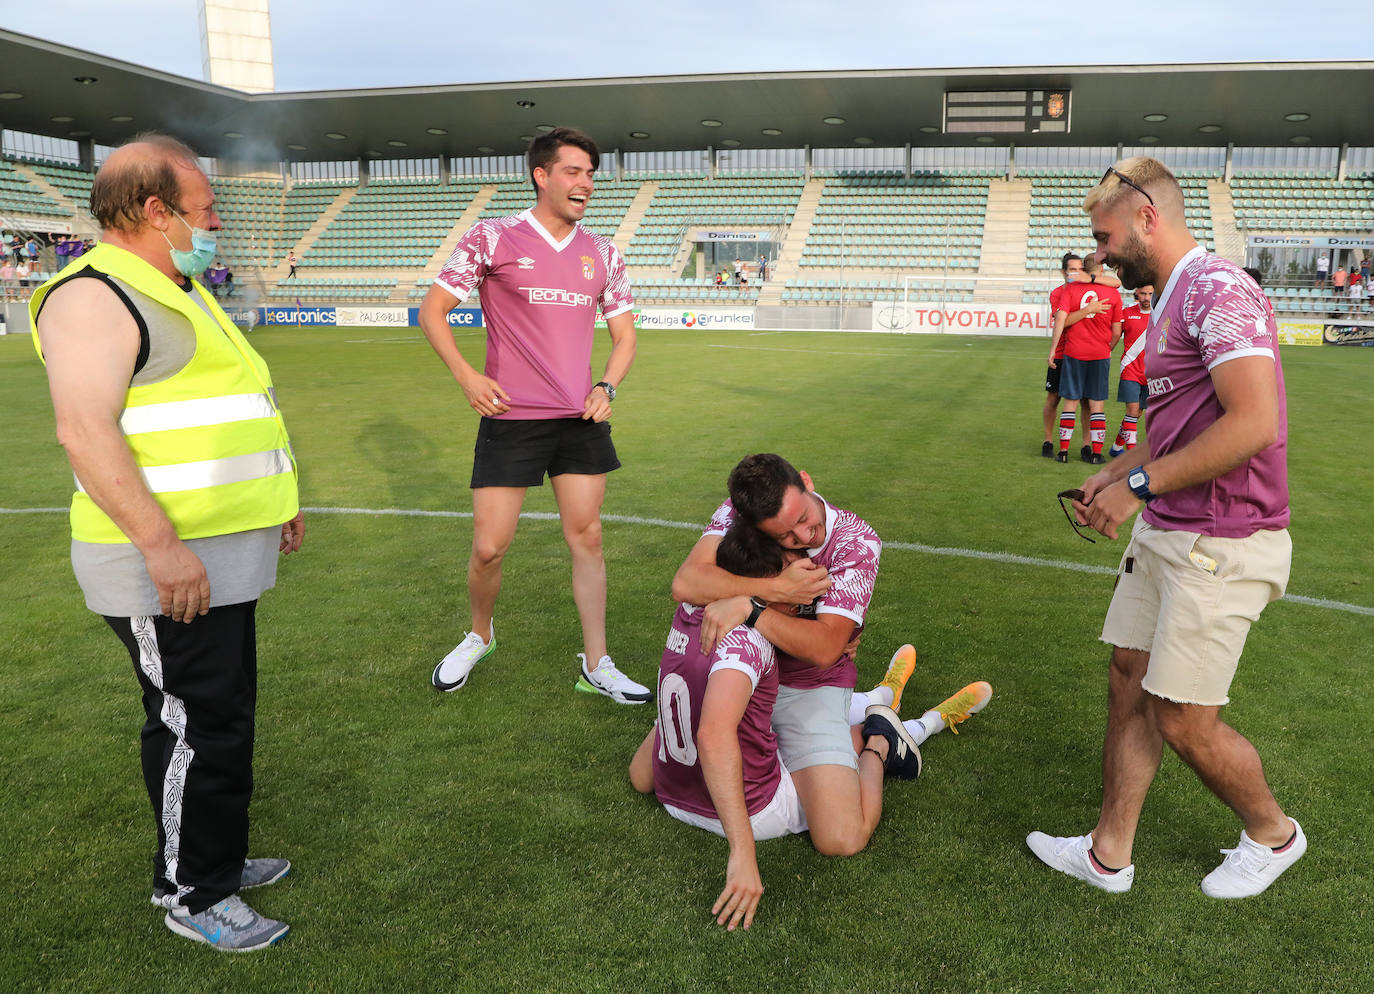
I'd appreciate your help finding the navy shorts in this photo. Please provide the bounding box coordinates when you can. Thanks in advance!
[1058,357,1109,401]
[1116,378,1149,407]
[470,416,620,488]
[1044,363,1061,394]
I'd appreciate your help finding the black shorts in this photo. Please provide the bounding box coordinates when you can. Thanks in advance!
[470,416,620,488]
[1045,363,1061,394]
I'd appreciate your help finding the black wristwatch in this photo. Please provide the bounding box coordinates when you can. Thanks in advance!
[744,597,767,628]
[595,381,616,401]
[1127,466,1155,502]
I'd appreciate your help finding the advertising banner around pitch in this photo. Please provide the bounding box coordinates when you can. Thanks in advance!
[871,301,1049,336]
[261,305,337,326]
[336,306,410,327]
[595,307,756,330]
[1275,321,1324,346]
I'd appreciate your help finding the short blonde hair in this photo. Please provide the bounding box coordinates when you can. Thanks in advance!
[1082,156,1179,214]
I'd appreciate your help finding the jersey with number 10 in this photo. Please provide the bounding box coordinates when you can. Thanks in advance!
[651,603,781,820]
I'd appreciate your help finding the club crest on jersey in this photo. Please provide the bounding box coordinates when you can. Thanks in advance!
[1157,316,1170,353]
[581,255,596,280]
[517,256,535,270]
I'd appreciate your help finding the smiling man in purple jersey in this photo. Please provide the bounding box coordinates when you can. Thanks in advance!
[670,454,995,860]
[419,128,650,705]
[1029,157,1302,900]
[635,521,988,931]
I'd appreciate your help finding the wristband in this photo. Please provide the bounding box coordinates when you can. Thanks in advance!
[744,597,766,628]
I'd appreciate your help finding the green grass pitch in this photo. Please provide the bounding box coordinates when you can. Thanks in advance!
[2,326,1371,992]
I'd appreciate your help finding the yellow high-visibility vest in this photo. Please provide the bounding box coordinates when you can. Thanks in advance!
[30,242,298,544]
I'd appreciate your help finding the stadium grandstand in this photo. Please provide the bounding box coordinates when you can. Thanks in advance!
[0,27,1370,340]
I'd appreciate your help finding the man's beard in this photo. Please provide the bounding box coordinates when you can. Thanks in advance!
[1112,229,1159,290]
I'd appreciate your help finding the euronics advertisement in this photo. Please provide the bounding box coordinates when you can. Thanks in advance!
[872,301,1048,336]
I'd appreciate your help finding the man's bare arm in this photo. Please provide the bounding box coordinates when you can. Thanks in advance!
[672,533,829,606]
[38,280,210,622]
[699,670,764,931]
[1080,356,1280,538]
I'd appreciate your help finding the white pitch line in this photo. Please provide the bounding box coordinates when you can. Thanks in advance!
[6,504,1371,617]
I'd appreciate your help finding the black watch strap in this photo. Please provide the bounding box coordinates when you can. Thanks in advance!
[744,597,767,628]
[595,380,615,400]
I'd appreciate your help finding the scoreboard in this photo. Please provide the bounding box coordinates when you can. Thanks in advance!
[943,90,1071,135]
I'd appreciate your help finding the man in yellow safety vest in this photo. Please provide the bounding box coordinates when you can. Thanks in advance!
[30,134,303,953]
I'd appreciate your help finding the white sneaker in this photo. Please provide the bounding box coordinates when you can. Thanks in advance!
[1026,832,1134,893]
[574,654,652,705]
[432,628,495,692]
[1201,819,1307,899]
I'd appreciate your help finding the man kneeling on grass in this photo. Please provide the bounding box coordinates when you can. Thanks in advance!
[629,523,991,930]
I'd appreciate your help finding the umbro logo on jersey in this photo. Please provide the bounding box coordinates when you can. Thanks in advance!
[524,287,594,307]
[517,257,536,270]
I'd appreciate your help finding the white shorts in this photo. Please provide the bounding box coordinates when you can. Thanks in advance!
[1101,517,1291,706]
[662,764,809,840]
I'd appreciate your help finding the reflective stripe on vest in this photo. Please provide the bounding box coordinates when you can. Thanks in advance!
[74,448,292,496]
[118,392,278,436]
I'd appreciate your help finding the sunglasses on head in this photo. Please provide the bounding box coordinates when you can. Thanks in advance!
[1102,166,1155,207]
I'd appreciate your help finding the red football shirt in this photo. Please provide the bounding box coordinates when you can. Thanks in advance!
[1118,304,1150,384]
[1049,282,1073,359]
[1058,282,1122,361]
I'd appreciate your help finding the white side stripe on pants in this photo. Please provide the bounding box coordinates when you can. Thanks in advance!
[131,616,196,910]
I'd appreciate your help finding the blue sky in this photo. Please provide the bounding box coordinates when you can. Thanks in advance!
[4,0,1369,91]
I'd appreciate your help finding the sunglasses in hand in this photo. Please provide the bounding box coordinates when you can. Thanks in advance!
[1057,489,1097,544]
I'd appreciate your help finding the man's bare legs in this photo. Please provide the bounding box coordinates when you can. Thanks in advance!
[1089,648,1163,867]
[468,486,526,641]
[1042,391,1061,446]
[551,472,609,665]
[1153,700,1292,846]
[789,759,885,858]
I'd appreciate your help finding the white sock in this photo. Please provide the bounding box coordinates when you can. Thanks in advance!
[903,710,944,746]
[867,684,895,709]
[848,691,872,726]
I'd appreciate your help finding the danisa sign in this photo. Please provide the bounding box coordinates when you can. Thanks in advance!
[872,301,1050,336]
[1247,236,1374,249]
[694,229,765,242]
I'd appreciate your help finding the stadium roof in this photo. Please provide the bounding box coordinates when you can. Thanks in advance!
[2,29,1371,163]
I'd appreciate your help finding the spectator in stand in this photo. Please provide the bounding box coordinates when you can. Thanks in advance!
[207,260,230,299]
[1360,256,1371,283]
[285,251,298,279]
[9,233,23,263]
[758,253,768,283]
[1366,274,1374,312]
[25,236,41,270]
[16,259,31,296]
[1314,253,1329,288]
[1332,264,1347,298]
[68,237,88,264]
[0,258,15,301]
[1347,274,1364,311]
[223,267,236,298]
[733,258,743,285]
